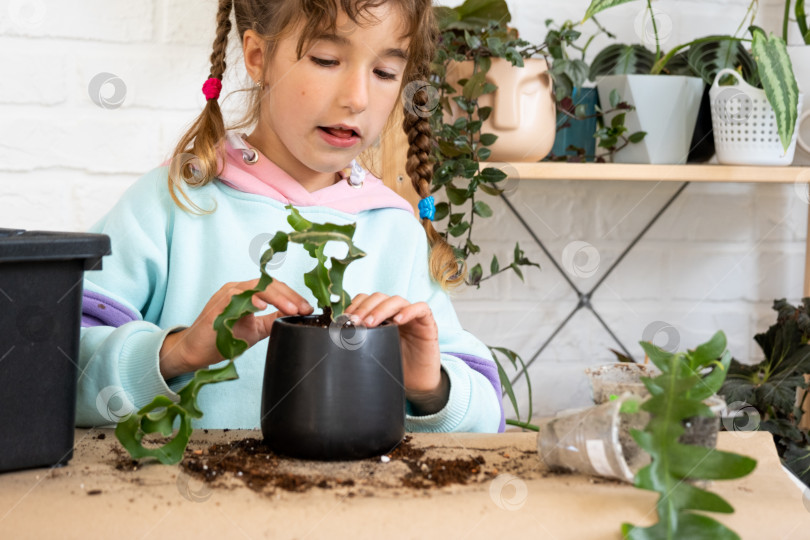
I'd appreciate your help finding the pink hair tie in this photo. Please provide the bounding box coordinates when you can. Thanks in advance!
[202,77,222,100]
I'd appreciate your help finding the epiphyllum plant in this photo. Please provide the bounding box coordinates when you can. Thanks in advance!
[624,331,757,540]
[116,205,366,464]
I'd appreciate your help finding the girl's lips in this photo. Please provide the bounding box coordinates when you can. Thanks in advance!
[317,126,360,148]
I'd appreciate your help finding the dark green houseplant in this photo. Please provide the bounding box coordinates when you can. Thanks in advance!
[722,298,810,486]
[115,205,379,463]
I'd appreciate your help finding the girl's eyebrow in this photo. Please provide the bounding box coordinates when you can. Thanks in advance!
[314,33,409,61]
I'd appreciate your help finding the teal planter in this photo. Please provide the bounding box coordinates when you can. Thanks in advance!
[549,87,598,161]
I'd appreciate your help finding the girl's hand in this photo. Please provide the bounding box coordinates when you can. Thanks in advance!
[159,278,313,379]
[344,293,442,396]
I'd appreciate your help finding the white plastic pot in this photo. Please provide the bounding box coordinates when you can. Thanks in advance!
[596,74,704,164]
[709,68,805,165]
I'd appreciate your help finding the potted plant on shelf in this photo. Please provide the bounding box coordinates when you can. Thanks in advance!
[115,205,404,463]
[583,0,706,164]
[434,0,555,162]
[583,0,802,166]
[542,17,648,162]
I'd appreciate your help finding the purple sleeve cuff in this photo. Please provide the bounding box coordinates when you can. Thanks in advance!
[446,352,505,433]
[81,290,141,328]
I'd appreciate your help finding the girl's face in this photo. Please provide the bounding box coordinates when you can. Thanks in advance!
[246,4,409,187]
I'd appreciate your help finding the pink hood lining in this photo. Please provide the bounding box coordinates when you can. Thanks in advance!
[161,132,415,215]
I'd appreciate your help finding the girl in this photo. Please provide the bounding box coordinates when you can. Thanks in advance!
[76,0,504,432]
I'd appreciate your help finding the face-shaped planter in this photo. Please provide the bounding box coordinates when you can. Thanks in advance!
[444,57,556,162]
[261,314,405,460]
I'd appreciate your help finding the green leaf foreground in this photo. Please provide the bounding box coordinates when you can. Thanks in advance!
[622,331,757,540]
[115,204,365,464]
[750,26,800,152]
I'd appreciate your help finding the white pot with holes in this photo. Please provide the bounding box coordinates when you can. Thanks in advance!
[709,68,806,165]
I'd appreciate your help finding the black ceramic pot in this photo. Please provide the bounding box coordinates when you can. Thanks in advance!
[687,84,716,163]
[261,314,405,460]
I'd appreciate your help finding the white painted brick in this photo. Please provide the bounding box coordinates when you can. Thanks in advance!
[645,186,756,242]
[753,184,810,242]
[667,244,756,301]
[0,171,73,230]
[591,245,667,301]
[159,0,218,46]
[0,44,67,104]
[74,47,207,111]
[69,173,139,231]
[0,108,163,174]
[0,0,154,42]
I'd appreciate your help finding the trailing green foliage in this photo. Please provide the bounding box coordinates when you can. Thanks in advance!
[430,0,544,422]
[622,331,757,540]
[115,205,365,463]
[115,361,238,465]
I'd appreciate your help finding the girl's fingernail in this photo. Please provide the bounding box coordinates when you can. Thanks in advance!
[364,315,374,325]
[394,314,403,323]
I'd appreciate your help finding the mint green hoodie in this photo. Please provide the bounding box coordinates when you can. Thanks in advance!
[76,133,504,432]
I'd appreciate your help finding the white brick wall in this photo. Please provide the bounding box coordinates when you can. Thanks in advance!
[1,0,806,421]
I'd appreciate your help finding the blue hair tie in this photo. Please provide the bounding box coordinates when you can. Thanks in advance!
[418,196,435,220]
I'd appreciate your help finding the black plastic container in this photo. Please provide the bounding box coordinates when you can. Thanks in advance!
[0,228,110,473]
[261,315,405,460]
